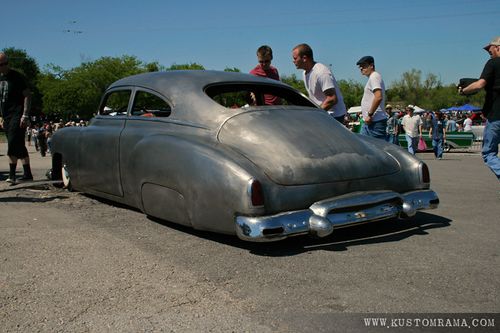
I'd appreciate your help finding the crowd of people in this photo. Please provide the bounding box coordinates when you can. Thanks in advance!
[24,120,87,157]
[349,106,484,157]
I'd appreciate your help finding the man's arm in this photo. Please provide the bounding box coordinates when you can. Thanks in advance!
[364,88,383,123]
[460,78,487,95]
[321,88,338,111]
[20,88,31,128]
[368,89,383,116]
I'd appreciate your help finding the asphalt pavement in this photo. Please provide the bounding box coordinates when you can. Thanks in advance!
[1,142,499,332]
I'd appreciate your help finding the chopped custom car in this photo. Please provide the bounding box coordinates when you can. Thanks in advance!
[51,71,439,242]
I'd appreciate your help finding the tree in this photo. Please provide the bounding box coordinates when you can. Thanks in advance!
[167,63,205,70]
[281,74,306,95]
[338,79,364,109]
[1,47,42,115]
[223,67,240,72]
[38,56,146,120]
[145,61,163,72]
[388,68,486,110]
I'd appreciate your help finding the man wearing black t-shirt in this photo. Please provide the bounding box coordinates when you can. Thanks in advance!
[0,52,33,184]
[460,37,500,181]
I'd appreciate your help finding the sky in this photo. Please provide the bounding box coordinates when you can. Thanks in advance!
[2,0,499,87]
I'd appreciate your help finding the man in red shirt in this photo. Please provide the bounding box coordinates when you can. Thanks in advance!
[249,45,281,105]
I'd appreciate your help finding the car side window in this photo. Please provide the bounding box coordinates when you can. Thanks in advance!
[131,91,171,117]
[100,90,131,116]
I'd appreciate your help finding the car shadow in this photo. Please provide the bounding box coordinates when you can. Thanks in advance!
[0,194,68,203]
[148,212,451,256]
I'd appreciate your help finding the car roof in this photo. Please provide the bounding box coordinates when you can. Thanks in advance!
[106,70,305,128]
[109,70,287,95]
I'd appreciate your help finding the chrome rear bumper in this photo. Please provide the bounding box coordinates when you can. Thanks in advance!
[235,190,439,242]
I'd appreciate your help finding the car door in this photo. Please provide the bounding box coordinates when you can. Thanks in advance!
[78,88,132,197]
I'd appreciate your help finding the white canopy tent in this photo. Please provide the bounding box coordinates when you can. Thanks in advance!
[412,105,426,113]
[347,106,362,114]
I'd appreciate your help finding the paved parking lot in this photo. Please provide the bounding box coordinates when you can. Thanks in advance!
[1,142,499,332]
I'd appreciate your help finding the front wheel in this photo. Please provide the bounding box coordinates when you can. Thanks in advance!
[62,164,72,191]
[444,142,451,153]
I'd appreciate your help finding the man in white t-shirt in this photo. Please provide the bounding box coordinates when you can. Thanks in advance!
[401,105,423,155]
[463,114,473,132]
[292,43,347,123]
[357,56,388,140]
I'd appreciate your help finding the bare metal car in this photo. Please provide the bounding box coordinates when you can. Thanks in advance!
[51,71,439,242]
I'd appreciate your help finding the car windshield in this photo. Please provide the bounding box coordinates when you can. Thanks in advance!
[205,83,316,109]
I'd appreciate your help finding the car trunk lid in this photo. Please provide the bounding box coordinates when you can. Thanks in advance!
[218,108,400,185]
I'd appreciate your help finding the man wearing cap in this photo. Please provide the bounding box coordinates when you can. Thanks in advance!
[401,105,422,155]
[356,56,387,139]
[460,36,500,181]
[292,43,347,123]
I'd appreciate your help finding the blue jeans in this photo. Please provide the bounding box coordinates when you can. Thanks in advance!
[432,138,444,158]
[481,119,500,180]
[387,133,399,145]
[405,135,419,155]
[361,119,388,140]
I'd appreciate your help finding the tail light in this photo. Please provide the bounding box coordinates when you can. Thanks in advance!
[248,179,264,207]
[421,162,430,183]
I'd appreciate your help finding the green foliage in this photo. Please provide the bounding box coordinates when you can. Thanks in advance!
[38,55,146,120]
[338,79,364,109]
[223,67,241,72]
[387,68,485,110]
[281,74,306,95]
[167,63,205,70]
[1,47,42,114]
[145,61,163,72]
[2,47,40,80]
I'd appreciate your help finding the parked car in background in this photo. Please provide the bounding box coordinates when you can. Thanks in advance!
[398,131,475,152]
[51,71,439,242]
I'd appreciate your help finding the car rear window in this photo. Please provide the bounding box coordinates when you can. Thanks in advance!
[205,83,316,109]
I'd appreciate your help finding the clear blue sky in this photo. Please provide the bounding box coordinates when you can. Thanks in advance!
[2,0,499,86]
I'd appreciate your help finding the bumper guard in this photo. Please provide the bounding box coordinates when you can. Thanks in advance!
[235,190,439,242]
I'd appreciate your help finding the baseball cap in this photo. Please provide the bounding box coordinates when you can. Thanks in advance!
[356,56,374,66]
[483,36,500,51]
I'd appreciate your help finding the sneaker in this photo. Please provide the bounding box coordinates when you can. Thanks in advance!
[5,178,16,185]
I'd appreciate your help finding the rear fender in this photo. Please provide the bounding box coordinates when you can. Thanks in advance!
[125,135,266,234]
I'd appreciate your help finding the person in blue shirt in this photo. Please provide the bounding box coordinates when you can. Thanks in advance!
[429,110,447,159]
[445,115,457,132]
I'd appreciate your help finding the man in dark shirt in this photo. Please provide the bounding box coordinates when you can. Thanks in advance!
[460,37,500,181]
[0,52,33,184]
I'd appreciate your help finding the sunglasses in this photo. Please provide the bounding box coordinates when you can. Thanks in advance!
[0,62,8,67]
